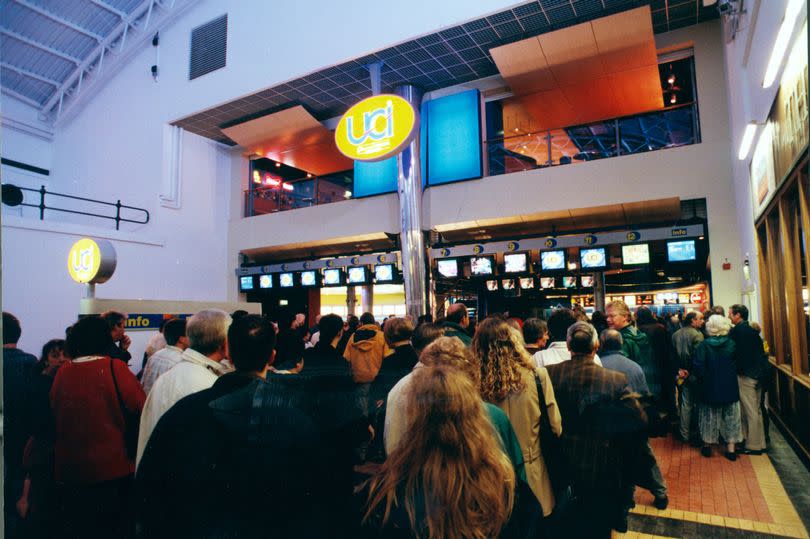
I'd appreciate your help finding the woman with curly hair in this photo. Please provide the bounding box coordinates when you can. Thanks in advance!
[362,364,516,539]
[474,318,562,517]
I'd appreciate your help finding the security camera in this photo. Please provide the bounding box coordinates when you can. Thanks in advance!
[716,0,736,15]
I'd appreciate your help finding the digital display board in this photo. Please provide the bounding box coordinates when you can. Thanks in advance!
[323,268,342,286]
[347,266,369,284]
[470,256,494,276]
[437,259,459,278]
[485,280,499,291]
[580,275,594,287]
[540,277,556,289]
[622,244,650,265]
[667,240,696,262]
[503,253,529,273]
[259,274,272,289]
[501,279,516,290]
[300,271,317,287]
[580,247,607,269]
[375,264,395,282]
[519,277,534,289]
[540,250,565,271]
[239,276,254,291]
[562,276,576,288]
[278,273,294,288]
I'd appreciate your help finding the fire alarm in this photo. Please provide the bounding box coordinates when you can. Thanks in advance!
[722,258,731,271]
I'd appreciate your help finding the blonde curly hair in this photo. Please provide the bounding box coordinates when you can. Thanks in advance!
[473,318,536,402]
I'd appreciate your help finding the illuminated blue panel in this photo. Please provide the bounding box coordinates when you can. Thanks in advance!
[353,157,397,198]
[426,89,482,185]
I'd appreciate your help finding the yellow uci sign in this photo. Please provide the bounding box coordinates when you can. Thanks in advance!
[335,94,418,162]
[67,238,117,284]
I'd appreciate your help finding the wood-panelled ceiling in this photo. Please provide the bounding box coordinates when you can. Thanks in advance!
[490,6,662,132]
[434,197,682,243]
[221,106,352,175]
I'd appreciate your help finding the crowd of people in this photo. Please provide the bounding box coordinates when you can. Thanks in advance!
[1,299,770,538]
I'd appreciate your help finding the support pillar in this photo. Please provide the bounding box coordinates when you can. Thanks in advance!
[360,284,374,316]
[593,272,606,312]
[396,84,428,321]
[346,285,357,317]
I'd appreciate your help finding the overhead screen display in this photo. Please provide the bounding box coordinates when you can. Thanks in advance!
[580,275,594,287]
[519,277,534,289]
[503,253,529,273]
[622,244,650,265]
[540,250,565,271]
[580,248,607,269]
[562,276,576,288]
[278,272,294,288]
[540,277,556,289]
[323,268,342,286]
[437,259,459,278]
[667,240,696,262]
[347,266,368,284]
[239,276,254,291]
[470,256,494,276]
[259,275,272,289]
[501,279,515,290]
[426,89,482,185]
[375,264,394,282]
[300,271,317,287]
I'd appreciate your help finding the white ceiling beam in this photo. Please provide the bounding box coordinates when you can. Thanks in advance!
[0,28,81,64]
[1,61,61,86]
[88,0,128,19]
[2,87,42,108]
[13,0,104,41]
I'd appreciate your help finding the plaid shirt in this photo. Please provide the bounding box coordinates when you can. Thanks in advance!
[547,355,646,491]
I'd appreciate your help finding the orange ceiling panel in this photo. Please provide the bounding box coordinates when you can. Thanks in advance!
[221,105,353,176]
[490,6,663,131]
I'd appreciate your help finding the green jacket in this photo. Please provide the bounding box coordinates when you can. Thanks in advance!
[619,325,660,397]
[441,321,472,346]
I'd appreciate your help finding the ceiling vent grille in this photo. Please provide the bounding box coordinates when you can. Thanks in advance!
[189,14,228,81]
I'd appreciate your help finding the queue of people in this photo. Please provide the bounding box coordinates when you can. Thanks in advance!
[1,298,771,538]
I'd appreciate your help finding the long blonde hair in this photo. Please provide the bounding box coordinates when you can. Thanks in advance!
[364,365,515,539]
[473,318,536,402]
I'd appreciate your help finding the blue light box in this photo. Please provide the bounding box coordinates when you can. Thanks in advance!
[426,89,482,185]
[353,157,398,198]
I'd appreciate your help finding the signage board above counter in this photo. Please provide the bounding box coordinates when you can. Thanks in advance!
[335,95,419,162]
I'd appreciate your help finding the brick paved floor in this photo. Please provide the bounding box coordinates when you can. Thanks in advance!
[613,427,810,539]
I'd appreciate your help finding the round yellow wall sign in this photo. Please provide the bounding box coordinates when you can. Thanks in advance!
[335,94,418,162]
[67,238,117,284]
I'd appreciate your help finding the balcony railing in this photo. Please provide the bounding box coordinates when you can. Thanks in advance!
[486,103,699,175]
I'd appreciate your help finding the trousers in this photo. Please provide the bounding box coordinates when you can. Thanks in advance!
[678,381,700,441]
[738,375,766,451]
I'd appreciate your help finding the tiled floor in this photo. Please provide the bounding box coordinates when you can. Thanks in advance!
[613,427,810,539]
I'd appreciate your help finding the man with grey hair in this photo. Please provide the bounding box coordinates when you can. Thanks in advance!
[672,310,704,444]
[546,321,647,535]
[600,329,649,395]
[136,309,233,466]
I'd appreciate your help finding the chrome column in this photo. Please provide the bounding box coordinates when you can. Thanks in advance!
[396,84,427,321]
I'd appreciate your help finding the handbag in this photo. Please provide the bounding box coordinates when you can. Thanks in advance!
[110,359,140,460]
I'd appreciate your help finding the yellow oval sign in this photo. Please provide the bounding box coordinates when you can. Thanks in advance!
[335,94,418,162]
[67,238,117,284]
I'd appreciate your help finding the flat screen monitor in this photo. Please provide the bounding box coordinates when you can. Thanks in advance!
[258,274,272,289]
[624,295,637,307]
[540,250,565,271]
[667,240,696,262]
[300,270,317,287]
[502,278,516,290]
[678,293,691,304]
[278,272,294,288]
[562,276,576,288]
[375,264,395,282]
[470,256,494,276]
[485,280,498,291]
[503,252,529,273]
[540,277,556,289]
[239,276,254,291]
[580,247,607,269]
[437,259,459,278]
[580,275,594,287]
[347,266,368,284]
[322,268,342,286]
[622,244,650,265]
[519,277,534,289]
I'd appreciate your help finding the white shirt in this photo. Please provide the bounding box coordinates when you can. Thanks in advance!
[145,332,167,358]
[136,348,229,467]
[533,341,602,368]
[140,345,184,396]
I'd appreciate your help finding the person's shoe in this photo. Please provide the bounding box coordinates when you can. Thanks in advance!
[724,451,738,461]
[653,495,669,510]
[701,446,712,457]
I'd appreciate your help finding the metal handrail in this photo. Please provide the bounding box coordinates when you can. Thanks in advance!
[11,185,150,230]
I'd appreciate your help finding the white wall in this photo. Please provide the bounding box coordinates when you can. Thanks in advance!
[722,0,808,320]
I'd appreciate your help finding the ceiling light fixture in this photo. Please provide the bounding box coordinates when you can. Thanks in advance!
[667,74,676,85]
[763,0,804,88]
[670,94,677,104]
[737,121,759,160]
[275,162,281,168]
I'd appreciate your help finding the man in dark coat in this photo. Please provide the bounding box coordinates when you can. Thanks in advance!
[547,322,647,537]
[136,314,275,538]
[440,303,472,346]
[3,312,37,537]
[729,304,769,454]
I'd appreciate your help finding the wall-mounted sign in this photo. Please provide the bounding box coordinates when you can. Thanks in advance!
[472,245,484,254]
[67,238,117,284]
[544,238,557,248]
[506,241,519,252]
[584,234,598,245]
[440,248,451,257]
[335,94,419,162]
[626,231,641,242]
[671,228,688,237]
[751,123,776,218]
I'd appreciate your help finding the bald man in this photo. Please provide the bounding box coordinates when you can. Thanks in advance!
[441,303,472,346]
